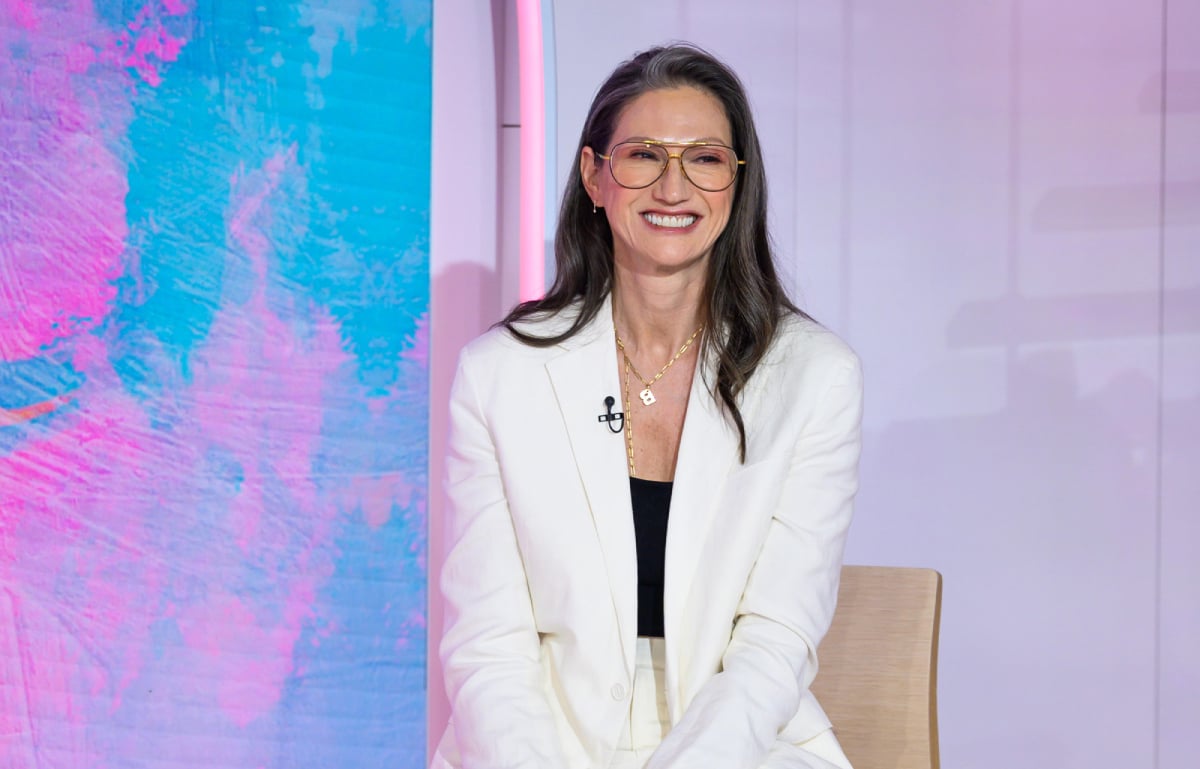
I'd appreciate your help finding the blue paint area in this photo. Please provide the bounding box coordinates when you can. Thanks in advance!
[114,5,266,385]
[268,7,432,395]
[0,354,85,454]
[0,354,84,410]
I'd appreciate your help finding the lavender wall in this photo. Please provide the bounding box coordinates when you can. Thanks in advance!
[1160,2,1200,766]
[545,2,1198,768]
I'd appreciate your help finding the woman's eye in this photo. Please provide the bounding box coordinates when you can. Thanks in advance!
[692,151,726,165]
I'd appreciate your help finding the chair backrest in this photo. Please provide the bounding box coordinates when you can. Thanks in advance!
[811,565,943,769]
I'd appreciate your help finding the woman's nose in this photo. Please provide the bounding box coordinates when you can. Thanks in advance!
[653,155,691,201]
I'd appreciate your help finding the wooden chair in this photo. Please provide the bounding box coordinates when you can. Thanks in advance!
[811,565,943,769]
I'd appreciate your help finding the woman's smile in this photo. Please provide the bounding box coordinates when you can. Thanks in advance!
[641,211,700,230]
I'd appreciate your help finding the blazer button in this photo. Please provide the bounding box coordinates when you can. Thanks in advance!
[610,683,626,701]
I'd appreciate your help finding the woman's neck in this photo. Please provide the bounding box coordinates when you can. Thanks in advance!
[611,268,707,356]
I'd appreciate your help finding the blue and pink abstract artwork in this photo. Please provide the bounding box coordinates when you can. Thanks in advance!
[1,1,430,766]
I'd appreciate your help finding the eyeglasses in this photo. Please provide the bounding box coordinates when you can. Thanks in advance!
[596,140,745,192]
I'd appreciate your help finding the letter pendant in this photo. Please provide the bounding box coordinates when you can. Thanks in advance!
[639,388,656,406]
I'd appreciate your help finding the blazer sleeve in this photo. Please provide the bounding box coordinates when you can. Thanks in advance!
[439,344,569,769]
[645,353,864,769]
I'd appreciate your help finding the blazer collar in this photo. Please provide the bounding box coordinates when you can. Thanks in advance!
[543,295,639,671]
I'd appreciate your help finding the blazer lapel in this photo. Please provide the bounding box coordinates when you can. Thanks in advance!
[662,352,741,717]
[543,303,639,674]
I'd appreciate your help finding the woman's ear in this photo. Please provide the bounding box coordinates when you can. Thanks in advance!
[579,147,602,207]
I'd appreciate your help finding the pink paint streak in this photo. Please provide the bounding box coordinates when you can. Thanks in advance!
[4,0,38,30]
[176,593,301,727]
[115,1,191,87]
[0,8,130,363]
[345,471,415,530]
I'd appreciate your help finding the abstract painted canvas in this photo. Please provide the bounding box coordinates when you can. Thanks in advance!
[1,1,430,766]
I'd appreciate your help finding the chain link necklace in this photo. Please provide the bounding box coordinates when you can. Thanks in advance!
[615,325,704,407]
[616,325,703,476]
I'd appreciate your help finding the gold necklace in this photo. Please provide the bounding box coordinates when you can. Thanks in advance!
[615,325,703,407]
[616,325,703,476]
[622,355,637,475]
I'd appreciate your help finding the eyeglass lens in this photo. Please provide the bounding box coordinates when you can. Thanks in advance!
[609,143,738,191]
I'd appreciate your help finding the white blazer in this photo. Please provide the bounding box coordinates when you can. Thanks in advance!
[434,295,863,769]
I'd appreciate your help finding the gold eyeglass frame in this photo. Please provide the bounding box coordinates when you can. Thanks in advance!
[595,139,746,192]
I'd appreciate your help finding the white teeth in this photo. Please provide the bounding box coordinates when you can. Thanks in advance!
[643,212,696,228]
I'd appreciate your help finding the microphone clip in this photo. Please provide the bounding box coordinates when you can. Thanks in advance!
[598,395,624,434]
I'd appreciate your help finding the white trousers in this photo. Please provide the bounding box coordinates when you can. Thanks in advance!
[607,638,854,769]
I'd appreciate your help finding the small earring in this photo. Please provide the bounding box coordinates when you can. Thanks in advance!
[592,201,598,214]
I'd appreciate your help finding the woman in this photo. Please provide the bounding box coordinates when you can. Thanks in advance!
[435,44,863,769]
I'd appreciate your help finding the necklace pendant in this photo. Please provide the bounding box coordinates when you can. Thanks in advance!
[639,388,656,406]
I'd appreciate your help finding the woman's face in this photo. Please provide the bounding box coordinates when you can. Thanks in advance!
[581,86,736,280]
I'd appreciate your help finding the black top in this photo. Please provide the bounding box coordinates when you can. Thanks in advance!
[630,476,672,638]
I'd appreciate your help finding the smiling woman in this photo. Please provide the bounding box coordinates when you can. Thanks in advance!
[435,44,863,769]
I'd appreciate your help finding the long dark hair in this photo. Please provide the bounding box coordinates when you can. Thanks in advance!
[502,43,805,461]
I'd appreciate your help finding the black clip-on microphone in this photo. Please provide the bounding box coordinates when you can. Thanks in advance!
[597,395,624,434]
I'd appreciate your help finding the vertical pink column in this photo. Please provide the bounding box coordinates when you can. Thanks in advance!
[516,0,545,301]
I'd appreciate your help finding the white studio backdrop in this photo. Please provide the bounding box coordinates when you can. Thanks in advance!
[431,2,1199,767]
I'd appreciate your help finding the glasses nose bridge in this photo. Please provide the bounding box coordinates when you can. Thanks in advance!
[657,148,692,186]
